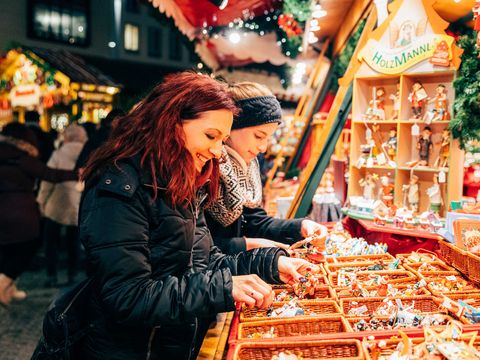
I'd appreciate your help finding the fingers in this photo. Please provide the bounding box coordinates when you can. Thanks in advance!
[232,275,274,309]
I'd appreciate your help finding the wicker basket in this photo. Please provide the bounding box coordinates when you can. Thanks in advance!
[422,274,480,296]
[328,271,418,287]
[468,252,480,284]
[238,315,353,340]
[240,300,342,322]
[272,275,328,289]
[334,284,430,299]
[363,336,480,360]
[439,241,469,277]
[325,254,395,264]
[347,313,455,332]
[396,251,441,263]
[234,339,364,360]
[340,296,441,317]
[403,261,458,276]
[325,262,404,275]
[274,286,336,301]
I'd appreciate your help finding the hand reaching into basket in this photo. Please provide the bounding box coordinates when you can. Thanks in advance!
[232,275,274,309]
[277,256,320,286]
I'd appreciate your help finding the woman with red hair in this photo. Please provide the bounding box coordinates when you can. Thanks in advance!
[48,72,318,360]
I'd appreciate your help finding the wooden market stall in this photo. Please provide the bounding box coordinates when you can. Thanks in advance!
[0,46,121,130]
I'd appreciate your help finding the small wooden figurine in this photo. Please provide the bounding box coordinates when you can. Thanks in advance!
[427,174,443,214]
[359,172,377,200]
[378,173,394,207]
[408,81,428,120]
[424,84,450,123]
[389,83,400,120]
[434,128,450,168]
[417,126,433,166]
[384,127,397,161]
[365,87,386,121]
[402,175,420,213]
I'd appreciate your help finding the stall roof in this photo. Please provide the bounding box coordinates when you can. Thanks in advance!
[25,46,121,88]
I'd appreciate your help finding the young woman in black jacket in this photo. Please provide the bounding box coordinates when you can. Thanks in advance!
[205,82,328,255]
[75,72,318,360]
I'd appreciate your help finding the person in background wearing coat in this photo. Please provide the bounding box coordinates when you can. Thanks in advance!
[205,82,328,255]
[25,110,54,163]
[75,108,125,170]
[37,124,88,287]
[0,123,78,306]
[75,72,318,359]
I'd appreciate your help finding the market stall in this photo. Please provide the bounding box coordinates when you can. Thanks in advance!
[0,47,121,130]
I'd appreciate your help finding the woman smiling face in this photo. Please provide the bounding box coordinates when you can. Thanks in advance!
[226,122,278,164]
[182,109,233,172]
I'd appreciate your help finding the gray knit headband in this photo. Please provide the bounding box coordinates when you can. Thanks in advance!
[232,95,282,130]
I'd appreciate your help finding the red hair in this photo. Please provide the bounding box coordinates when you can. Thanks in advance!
[81,72,237,206]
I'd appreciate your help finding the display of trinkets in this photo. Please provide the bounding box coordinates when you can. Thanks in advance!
[292,272,323,299]
[267,299,307,318]
[246,326,277,339]
[353,313,450,332]
[325,235,388,257]
[271,351,302,360]
[365,324,480,360]
[427,275,479,294]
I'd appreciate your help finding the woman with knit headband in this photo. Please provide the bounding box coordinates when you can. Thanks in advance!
[205,82,328,254]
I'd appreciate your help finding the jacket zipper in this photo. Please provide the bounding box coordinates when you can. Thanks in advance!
[146,327,157,360]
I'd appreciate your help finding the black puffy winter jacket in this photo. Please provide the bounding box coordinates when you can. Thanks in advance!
[78,158,287,360]
[205,207,304,255]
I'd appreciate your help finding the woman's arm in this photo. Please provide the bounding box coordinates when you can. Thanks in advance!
[19,155,77,183]
[81,184,235,327]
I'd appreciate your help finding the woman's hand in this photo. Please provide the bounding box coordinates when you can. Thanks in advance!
[300,220,328,238]
[232,275,274,309]
[277,256,320,285]
[246,238,290,251]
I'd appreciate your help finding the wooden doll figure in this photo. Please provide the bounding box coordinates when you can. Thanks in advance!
[359,172,377,200]
[402,175,419,212]
[378,173,394,207]
[432,84,449,121]
[427,174,443,214]
[384,127,397,161]
[417,126,433,166]
[434,129,450,168]
[389,83,400,120]
[408,81,428,120]
[365,87,386,121]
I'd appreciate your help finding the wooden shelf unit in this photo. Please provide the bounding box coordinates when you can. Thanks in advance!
[348,71,463,217]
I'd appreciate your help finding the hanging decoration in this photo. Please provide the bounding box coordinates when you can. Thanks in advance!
[278,14,303,38]
[450,33,480,148]
[201,0,313,59]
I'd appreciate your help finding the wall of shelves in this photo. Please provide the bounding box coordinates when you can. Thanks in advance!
[348,71,463,217]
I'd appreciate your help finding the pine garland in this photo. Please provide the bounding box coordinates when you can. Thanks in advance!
[450,33,480,149]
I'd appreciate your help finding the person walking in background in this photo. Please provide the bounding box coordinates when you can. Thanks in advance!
[75,108,124,170]
[37,124,88,287]
[0,123,78,306]
[205,82,328,254]
[24,110,54,163]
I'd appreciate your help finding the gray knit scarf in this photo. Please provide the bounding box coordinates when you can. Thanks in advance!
[207,145,263,226]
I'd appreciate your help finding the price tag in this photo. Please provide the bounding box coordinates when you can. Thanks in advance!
[366,156,374,168]
[411,123,420,136]
[376,153,387,165]
[446,275,457,281]
[365,128,372,140]
[439,170,446,183]
[356,157,366,169]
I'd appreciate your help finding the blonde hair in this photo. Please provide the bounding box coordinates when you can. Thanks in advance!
[228,82,273,102]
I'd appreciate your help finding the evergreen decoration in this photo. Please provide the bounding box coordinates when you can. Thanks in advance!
[450,33,480,149]
[205,0,313,59]
[331,19,366,92]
